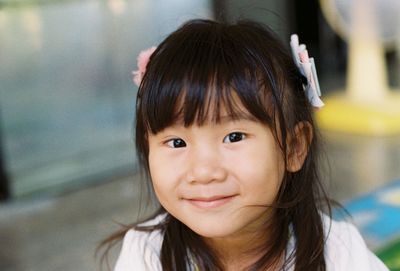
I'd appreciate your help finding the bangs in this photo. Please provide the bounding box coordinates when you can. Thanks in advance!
[137,20,288,134]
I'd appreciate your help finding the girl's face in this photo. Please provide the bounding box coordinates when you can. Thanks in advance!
[148,108,286,241]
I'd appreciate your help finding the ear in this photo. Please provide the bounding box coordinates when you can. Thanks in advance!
[286,121,313,172]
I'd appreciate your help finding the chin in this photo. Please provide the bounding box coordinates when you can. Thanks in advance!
[185,221,237,239]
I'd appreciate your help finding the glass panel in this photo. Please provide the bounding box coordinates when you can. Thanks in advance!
[0,0,212,197]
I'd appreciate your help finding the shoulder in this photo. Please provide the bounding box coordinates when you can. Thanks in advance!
[114,214,166,271]
[321,214,389,271]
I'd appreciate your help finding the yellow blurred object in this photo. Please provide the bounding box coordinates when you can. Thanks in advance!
[319,0,400,136]
[316,93,400,136]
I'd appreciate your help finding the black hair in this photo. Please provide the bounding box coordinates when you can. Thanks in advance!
[100,19,331,271]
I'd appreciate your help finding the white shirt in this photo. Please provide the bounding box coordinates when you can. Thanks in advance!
[114,214,389,271]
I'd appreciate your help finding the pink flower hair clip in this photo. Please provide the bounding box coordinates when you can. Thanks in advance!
[290,34,324,108]
[132,46,157,86]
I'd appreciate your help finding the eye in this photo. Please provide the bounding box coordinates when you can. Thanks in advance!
[223,132,246,143]
[166,138,187,148]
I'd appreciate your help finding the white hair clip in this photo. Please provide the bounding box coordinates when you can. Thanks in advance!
[290,34,324,108]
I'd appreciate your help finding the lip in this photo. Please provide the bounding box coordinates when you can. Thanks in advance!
[185,195,236,209]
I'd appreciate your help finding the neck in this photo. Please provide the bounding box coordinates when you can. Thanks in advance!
[203,212,284,270]
[206,236,264,270]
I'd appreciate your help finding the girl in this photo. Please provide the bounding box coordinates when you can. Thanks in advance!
[105,19,388,270]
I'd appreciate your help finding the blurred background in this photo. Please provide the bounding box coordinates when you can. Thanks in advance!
[0,0,399,270]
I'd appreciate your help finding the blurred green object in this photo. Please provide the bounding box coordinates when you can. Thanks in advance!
[377,238,400,271]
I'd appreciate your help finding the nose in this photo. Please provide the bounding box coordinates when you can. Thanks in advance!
[186,145,227,185]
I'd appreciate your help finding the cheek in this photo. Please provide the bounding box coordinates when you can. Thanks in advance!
[148,148,182,204]
[149,152,168,189]
[149,163,171,209]
[235,143,285,202]
[148,149,165,191]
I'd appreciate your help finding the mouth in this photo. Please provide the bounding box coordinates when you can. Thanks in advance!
[185,195,236,209]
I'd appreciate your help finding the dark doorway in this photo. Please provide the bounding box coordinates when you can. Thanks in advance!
[0,115,10,201]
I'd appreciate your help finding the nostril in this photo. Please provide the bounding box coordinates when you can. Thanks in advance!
[186,163,227,184]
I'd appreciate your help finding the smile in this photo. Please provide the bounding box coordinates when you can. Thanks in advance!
[185,195,236,209]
